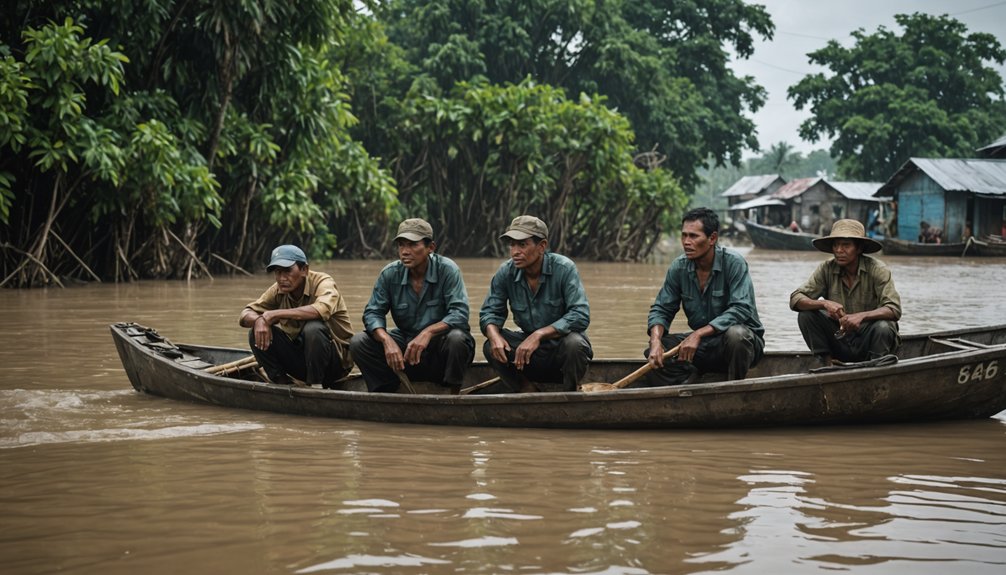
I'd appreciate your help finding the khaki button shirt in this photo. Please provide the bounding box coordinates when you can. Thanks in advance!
[244,270,354,368]
[789,255,902,320]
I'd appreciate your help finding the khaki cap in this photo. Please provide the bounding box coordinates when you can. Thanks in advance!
[394,218,434,242]
[500,215,548,241]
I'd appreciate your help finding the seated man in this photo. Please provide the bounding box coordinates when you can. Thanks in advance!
[790,219,901,365]
[644,207,765,386]
[480,215,592,392]
[350,218,475,393]
[240,245,354,387]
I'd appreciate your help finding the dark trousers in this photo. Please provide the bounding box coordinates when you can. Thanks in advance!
[644,325,764,387]
[797,310,899,362]
[248,321,349,388]
[349,328,475,392]
[482,329,593,392]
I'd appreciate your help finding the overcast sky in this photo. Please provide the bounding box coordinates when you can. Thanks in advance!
[729,0,1006,158]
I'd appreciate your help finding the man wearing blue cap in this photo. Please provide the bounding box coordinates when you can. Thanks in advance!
[350,218,475,393]
[240,245,354,387]
[479,215,593,392]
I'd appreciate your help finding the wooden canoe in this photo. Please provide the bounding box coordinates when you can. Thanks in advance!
[744,221,820,251]
[110,322,1006,429]
[882,236,1006,257]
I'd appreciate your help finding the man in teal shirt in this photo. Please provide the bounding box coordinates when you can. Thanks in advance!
[350,218,475,393]
[480,215,593,392]
[645,207,764,386]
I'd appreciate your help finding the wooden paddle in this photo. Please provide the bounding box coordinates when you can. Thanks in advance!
[580,345,681,393]
[206,355,258,375]
[459,376,501,395]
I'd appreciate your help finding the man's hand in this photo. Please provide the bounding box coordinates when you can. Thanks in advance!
[676,332,703,363]
[821,299,846,321]
[404,331,432,366]
[486,332,511,364]
[382,338,406,372]
[648,340,666,369]
[514,331,543,370]
[839,311,867,334]
[253,313,274,350]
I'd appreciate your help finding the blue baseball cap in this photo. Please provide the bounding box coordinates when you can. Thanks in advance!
[267,245,307,271]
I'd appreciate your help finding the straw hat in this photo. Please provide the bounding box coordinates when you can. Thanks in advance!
[811,219,882,254]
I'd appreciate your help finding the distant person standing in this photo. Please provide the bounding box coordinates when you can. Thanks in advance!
[240,245,354,387]
[480,215,593,392]
[350,219,475,393]
[790,219,901,366]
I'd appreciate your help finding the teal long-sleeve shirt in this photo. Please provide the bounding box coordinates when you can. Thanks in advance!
[362,253,471,338]
[648,245,764,339]
[479,252,590,336]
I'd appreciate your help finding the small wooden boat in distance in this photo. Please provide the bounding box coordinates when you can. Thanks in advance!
[110,322,1006,429]
[743,220,820,251]
[882,236,1006,257]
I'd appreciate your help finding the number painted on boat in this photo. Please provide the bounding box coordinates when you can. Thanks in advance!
[958,361,999,384]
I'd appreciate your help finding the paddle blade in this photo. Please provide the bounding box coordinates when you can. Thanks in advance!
[579,382,619,393]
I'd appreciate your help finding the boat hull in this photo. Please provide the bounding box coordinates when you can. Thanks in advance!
[744,221,820,251]
[882,237,1006,257]
[111,323,1006,429]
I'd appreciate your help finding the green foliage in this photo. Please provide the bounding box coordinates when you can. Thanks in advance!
[788,13,1006,181]
[2,2,400,285]
[379,0,774,190]
[393,79,687,259]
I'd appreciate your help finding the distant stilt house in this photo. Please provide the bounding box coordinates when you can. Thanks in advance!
[720,175,785,225]
[876,158,1006,242]
[759,177,888,236]
[721,174,887,236]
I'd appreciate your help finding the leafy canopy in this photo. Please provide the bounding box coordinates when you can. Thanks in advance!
[788,12,1006,181]
[379,0,774,189]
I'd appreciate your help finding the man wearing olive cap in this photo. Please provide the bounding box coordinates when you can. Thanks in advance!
[350,218,475,393]
[479,215,593,392]
[240,245,354,387]
[790,218,901,365]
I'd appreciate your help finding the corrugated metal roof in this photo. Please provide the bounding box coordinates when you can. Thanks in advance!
[877,158,1006,196]
[721,174,783,197]
[771,177,820,200]
[977,134,1006,152]
[729,196,786,210]
[978,133,1006,158]
[827,181,887,201]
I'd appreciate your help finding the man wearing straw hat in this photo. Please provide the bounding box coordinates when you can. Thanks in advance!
[480,215,593,392]
[790,219,901,366]
[240,244,354,388]
[350,218,475,393]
